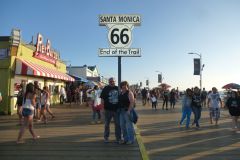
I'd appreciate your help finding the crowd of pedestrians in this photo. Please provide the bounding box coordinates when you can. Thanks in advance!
[179,86,240,133]
[11,77,240,144]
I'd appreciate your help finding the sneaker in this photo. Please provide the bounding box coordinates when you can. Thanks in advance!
[104,138,109,143]
[126,141,133,145]
[118,140,126,144]
[91,121,96,124]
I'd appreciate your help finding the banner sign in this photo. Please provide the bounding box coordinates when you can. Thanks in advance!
[158,74,162,83]
[194,58,200,75]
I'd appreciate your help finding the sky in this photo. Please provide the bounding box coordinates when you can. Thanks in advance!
[1,0,240,91]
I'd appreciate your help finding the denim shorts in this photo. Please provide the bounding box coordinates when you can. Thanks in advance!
[22,108,33,117]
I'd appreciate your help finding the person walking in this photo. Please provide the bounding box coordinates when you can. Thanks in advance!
[34,82,41,120]
[59,85,66,104]
[92,85,102,124]
[16,84,24,125]
[170,89,177,109]
[45,86,55,119]
[17,83,39,144]
[191,87,202,128]
[100,77,121,143]
[0,91,2,102]
[207,87,222,126]
[119,81,135,144]
[179,88,193,129]
[141,88,147,106]
[150,92,157,110]
[201,88,208,107]
[226,91,240,132]
[162,89,169,110]
[39,86,50,124]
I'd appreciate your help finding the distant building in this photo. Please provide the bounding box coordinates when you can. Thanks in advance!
[67,65,108,84]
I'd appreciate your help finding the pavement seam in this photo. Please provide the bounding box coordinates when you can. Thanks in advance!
[135,124,150,160]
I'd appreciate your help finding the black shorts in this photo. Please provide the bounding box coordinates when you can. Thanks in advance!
[229,107,240,116]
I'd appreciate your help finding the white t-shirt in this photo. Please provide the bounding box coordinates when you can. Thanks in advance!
[151,96,157,102]
[93,89,102,106]
[208,92,221,108]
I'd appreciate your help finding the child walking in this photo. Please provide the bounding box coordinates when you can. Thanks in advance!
[151,93,157,110]
[179,88,193,129]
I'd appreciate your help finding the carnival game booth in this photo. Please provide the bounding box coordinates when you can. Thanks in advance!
[0,30,74,115]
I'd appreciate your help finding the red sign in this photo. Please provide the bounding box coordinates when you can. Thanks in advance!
[33,33,59,65]
[33,52,56,65]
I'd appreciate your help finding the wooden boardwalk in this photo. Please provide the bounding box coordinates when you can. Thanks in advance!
[0,104,141,160]
[137,100,240,160]
[1,100,240,160]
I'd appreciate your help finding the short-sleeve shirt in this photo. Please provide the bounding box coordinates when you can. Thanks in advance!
[100,85,119,111]
[208,93,221,108]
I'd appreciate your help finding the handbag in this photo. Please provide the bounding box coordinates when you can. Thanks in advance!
[131,108,138,124]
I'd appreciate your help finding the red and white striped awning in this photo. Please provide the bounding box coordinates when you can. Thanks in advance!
[15,58,74,82]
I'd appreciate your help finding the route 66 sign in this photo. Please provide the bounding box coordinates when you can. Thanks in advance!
[108,24,132,48]
[99,14,141,57]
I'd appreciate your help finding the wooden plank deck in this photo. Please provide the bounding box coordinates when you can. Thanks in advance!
[137,100,240,160]
[0,104,142,160]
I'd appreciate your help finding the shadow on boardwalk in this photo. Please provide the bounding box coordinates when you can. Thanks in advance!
[0,104,141,160]
[137,101,240,160]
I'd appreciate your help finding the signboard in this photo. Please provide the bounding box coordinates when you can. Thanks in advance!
[33,33,59,65]
[99,48,141,57]
[99,14,141,26]
[99,14,141,57]
[0,49,9,59]
[194,58,200,75]
[158,74,162,83]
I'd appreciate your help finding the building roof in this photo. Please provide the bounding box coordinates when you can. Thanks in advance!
[87,65,96,71]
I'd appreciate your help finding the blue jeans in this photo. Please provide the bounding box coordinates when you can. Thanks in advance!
[119,108,135,142]
[104,110,121,141]
[180,107,192,128]
[92,109,101,121]
[192,106,202,127]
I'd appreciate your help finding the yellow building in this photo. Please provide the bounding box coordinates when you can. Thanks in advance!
[0,29,74,115]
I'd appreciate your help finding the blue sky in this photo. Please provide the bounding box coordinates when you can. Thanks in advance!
[1,0,240,91]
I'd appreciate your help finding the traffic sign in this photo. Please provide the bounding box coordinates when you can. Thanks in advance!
[99,14,141,56]
[108,25,132,48]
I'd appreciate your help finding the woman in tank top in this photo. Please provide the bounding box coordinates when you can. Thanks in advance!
[17,83,40,144]
[118,81,135,145]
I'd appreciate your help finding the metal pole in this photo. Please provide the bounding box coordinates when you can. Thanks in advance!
[200,54,202,91]
[118,56,121,89]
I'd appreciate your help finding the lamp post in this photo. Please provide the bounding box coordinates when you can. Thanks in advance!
[188,53,204,91]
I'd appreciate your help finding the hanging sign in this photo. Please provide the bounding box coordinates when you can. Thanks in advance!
[99,14,141,57]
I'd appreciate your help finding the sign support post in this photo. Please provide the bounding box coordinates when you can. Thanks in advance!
[118,56,121,88]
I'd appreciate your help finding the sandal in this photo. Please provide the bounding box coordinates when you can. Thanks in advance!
[33,135,40,140]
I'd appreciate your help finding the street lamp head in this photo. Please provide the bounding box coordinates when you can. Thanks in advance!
[188,52,194,55]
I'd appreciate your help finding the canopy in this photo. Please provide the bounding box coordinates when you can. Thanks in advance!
[15,58,74,81]
[222,83,240,89]
[69,74,88,83]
